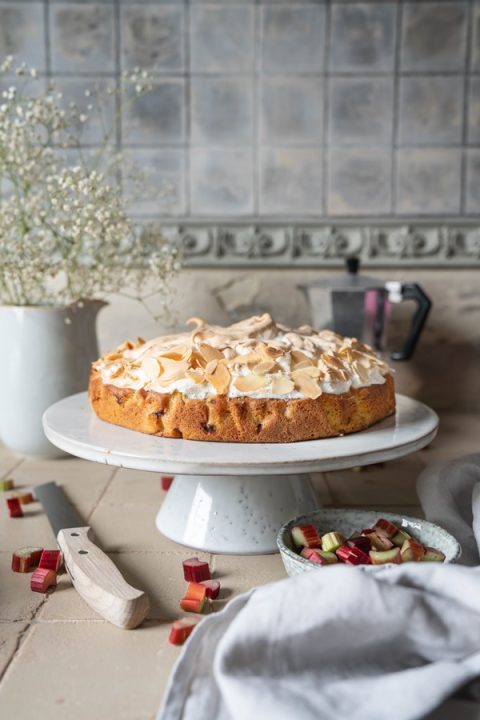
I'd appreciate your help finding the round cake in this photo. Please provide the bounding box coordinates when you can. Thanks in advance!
[89,314,395,443]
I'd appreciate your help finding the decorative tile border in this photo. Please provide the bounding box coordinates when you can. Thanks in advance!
[160,224,480,267]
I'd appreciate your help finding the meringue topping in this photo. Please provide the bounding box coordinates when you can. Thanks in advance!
[94,313,392,400]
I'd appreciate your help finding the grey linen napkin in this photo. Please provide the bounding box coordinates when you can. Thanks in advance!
[159,456,480,720]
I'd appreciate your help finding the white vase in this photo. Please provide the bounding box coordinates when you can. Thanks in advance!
[0,300,106,458]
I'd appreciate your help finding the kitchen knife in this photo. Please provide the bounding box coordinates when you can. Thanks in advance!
[35,482,150,629]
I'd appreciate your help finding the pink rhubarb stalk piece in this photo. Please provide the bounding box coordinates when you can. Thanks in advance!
[179,582,208,613]
[400,539,425,562]
[7,497,23,518]
[368,531,394,551]
[336,544,370,565]
[168,618,198,646]
[183,557,211,583]
[374,518,399,539]
[11,547,43,573]
[291,524,322,549]
[161,476,174,491]
[31,567,57,593]
[200,579,221,599]
[369,548,402,565]
[392,529,411,548]
[0,478,14,492]
[301,548,338,565]
[39,550,63,572]
[422,547,446,562]
[348,536,371,553]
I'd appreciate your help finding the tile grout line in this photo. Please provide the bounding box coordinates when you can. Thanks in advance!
[86,466,118,524]
[0,596,49,684]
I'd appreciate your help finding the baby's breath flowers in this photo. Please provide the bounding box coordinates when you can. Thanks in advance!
[0,57,179,309]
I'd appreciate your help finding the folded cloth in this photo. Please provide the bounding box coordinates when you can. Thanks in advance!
[159,455,480,720]
[417,453,480,566]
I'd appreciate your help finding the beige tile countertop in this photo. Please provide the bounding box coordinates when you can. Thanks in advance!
[1,412,480,720]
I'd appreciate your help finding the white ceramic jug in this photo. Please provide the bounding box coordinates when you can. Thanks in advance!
[0,300,106,458]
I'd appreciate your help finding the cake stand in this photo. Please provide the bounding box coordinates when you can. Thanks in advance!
[43,393,438,555]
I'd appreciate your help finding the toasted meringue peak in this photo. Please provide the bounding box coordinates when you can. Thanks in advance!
[94,313,392,400]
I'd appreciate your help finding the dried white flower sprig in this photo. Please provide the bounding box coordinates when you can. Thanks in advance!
[0,57,180,310]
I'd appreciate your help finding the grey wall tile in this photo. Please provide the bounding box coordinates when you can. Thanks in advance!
[260,148,323,215]
[124,148,185,216]
[50,3,115,73]
[121,5,184,73]
[465,150,480,214]
[471,2,480,71]
[401,2,468,72]
[398,76,463,146]
[468,77,480,144]
[396,149,461,215]
[122,79,185,145]
[262,4,325,73]
[330,3,396,73]
[191,78,253,145]
[261,77,323,145]
[53,76,116,145]
[327,149,391,216]
[190,5,254,73]
[0,3,46,72]
[329,78,394,146]
[190,149,253,215]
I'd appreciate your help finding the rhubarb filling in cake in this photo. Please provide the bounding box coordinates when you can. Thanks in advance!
[89,313,395,443]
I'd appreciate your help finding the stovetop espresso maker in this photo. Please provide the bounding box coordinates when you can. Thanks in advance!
[298,258,431,361]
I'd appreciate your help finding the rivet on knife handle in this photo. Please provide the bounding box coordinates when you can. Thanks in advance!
[57,527,150,630]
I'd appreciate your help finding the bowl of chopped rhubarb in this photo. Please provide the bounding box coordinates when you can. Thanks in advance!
[277,509,461,576]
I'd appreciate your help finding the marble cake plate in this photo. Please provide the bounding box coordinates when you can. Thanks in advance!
[43,392,438,555]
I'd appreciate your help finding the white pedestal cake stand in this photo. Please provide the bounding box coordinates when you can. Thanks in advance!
[43,392,438,555]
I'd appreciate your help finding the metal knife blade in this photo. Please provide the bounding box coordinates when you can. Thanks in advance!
[35,481,85,537]
[35,481,149,629]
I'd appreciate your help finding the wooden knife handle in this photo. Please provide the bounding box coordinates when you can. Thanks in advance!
[57,527,150,629]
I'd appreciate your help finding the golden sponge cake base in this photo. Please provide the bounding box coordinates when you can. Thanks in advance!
[89,371,395,443]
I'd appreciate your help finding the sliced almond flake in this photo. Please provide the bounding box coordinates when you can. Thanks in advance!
[254,360,277,374]
[118,340,134,352]
[105,352,122,362]
[234,351,262,365]
[159,345,189,360]
[234,374,269,393]
[205,359,218,375]
[157,358,189,383]
[199,343,224,363]
[291,350,312,365]
[141,357,161,381]
[301,365,321,378]
[136,337,145,345]
[271,377,295,395]
[110,367,124,379]
[206,362,231,394]
[191,350,207,369]
[263,344,283,358]
[322,352,346,370]
[186,369,205,385]
[292,372,322,400]
[292,359,312,370]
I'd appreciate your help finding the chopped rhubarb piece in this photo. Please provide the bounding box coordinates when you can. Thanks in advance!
[300,548,327,565]
[392,529,412,547]
[336,544,370,565]
[368,531,394,551]
[400,539,425,563]
[168,618,198,646]
[200,579,221,599]
[7,497,23,518]
[421,547,446,562]
[321,531,345,553]
[183,557,211,583]
[374,518,399,538]
[291,524,322,549]
[161,475,174,491]
[14,492,35,505]
[348,536,371,553]
[0,478,14,492]
[369,548,402,565]
[31,567,57,593]
[39,549,63,572]
[180,582,207,613]
[11,547,43,573]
